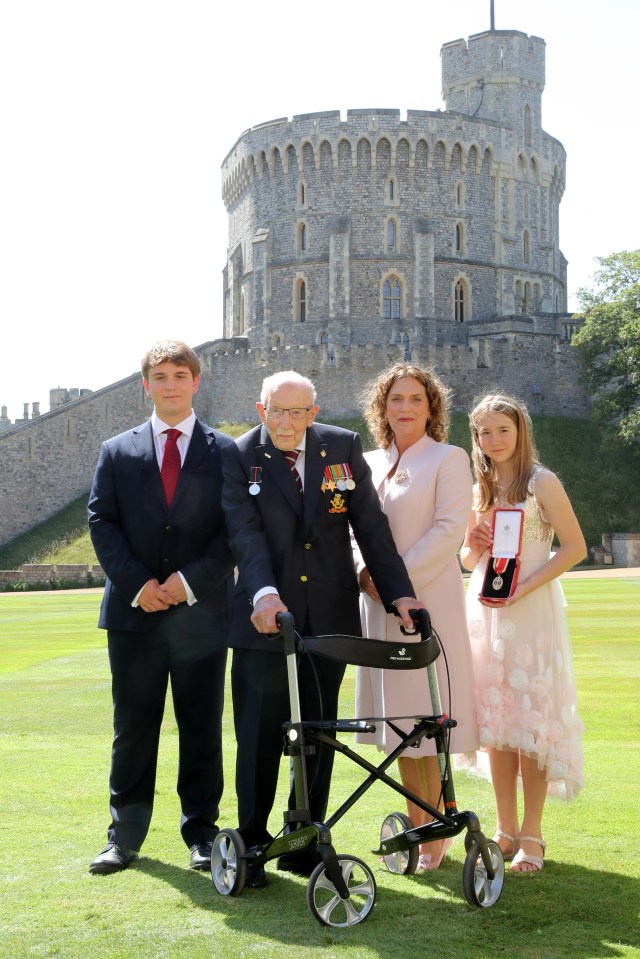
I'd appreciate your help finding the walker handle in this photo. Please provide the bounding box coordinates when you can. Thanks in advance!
[400,606,432,639]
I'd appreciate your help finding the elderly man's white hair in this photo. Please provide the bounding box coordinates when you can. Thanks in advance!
[260,370,317,406]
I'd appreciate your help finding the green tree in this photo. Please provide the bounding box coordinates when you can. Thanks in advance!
[572,250,640,443]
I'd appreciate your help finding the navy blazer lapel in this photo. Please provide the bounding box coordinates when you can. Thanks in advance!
[131,420,166,509]
[303,426,327,528]
[256,425,303,518]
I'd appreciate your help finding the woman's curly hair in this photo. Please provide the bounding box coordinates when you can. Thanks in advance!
[361,362,451,449]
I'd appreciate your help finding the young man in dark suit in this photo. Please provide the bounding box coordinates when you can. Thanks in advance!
[88,340,234,874]
[222,370,424,887]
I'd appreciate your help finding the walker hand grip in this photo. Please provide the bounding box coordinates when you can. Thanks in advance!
[400,607,432,639]
[274,611,297,653]
[274,611,296,639]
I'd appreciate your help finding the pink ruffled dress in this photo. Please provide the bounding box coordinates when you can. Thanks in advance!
[463,468,584,800]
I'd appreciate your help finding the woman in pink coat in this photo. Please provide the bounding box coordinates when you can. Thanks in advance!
[354,363,479,870]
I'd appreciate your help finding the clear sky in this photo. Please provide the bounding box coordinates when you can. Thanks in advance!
[1,0,638,420]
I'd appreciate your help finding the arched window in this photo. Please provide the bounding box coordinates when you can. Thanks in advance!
[383,276,401,319]
[456,181,464,208]
[298,181,306,207]
[523,230,530,264]
[387,218,396,251]
[455,280,466,322]
[298,280,306,322]
[300,222,307,253]
[455,222,464,254]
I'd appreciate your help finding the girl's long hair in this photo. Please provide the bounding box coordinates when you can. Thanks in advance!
[469,393,540,512]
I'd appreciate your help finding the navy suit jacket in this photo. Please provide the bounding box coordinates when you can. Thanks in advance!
[222,422,415,650]
[89,418,234,642]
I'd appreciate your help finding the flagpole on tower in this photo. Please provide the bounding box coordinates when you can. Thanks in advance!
[490,0,495,31]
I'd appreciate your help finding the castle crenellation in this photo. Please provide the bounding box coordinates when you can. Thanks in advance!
[0,26,590,549]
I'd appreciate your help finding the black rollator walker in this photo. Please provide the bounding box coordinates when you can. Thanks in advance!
[211,609,504,927]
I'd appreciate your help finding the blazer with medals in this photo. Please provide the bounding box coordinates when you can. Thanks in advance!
[89,418,235,641]
[222,421,415,648]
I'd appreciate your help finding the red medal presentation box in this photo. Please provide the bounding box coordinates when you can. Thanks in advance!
[480,508,524,602]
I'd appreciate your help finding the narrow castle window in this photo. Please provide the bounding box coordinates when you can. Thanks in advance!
[387,218,396,251]
[456,181,464,208]
[298,181,306,207]
[524,192,530,219]
[455,280,466,322]
[523,230,530,264]
[455,222,464,254]
[297,280,307,322]
[524,104,532,146]
[383,276,401,319]
[299,222,307,253]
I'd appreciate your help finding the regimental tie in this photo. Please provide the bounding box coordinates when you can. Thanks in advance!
[284,449,303,497]
[161,429,182,506]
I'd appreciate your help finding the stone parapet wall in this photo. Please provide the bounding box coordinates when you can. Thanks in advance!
[0,564,105,589]
[602,533,640,568]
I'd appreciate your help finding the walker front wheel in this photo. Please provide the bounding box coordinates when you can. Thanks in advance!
[211,829,247,897]
[306,855,376,927]
[462,839,504,907]
[379,811,419,875]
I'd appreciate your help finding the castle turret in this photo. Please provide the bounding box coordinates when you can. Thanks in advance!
[441,30,545,148]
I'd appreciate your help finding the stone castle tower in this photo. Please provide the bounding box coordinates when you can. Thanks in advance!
[0,26,587,549]
[219,29,570,385]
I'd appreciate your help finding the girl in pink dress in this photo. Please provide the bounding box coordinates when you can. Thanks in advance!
[461,394,586,873]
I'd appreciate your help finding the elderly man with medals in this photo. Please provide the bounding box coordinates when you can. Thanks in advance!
[221,370,423,889]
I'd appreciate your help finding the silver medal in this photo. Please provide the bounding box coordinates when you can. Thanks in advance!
[346,478,355,490]
[249,483,261,496]
[492,575,503,590]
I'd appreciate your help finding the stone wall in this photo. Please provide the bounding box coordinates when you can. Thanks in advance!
[0,564,105,590]
[0,332,587,548]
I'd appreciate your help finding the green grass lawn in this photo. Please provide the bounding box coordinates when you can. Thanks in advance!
[0,578,639,959]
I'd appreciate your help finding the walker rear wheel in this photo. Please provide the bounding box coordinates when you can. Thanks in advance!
[306,855,376,927]
[211,829,247,897]
[379,811,419,875]
[462,839,504,908]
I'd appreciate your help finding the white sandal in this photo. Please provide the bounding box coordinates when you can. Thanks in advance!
[511,836,546,872]
[492,831,518,862]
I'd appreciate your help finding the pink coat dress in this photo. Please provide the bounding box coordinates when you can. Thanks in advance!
[355,433,479,756]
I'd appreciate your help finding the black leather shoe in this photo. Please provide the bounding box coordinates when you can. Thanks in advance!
[189,842,213,871]
[89,843,139,874]
[245,862,267,888]
[276,851,319,877]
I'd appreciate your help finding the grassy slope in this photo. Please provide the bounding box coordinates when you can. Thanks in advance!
[0,416,638,572]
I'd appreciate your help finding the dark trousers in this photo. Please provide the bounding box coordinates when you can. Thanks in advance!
[231,646,346,849]
[106,620,227,851]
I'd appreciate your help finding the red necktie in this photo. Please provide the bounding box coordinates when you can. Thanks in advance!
[284,449,303,497]
[161,429,182,506]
